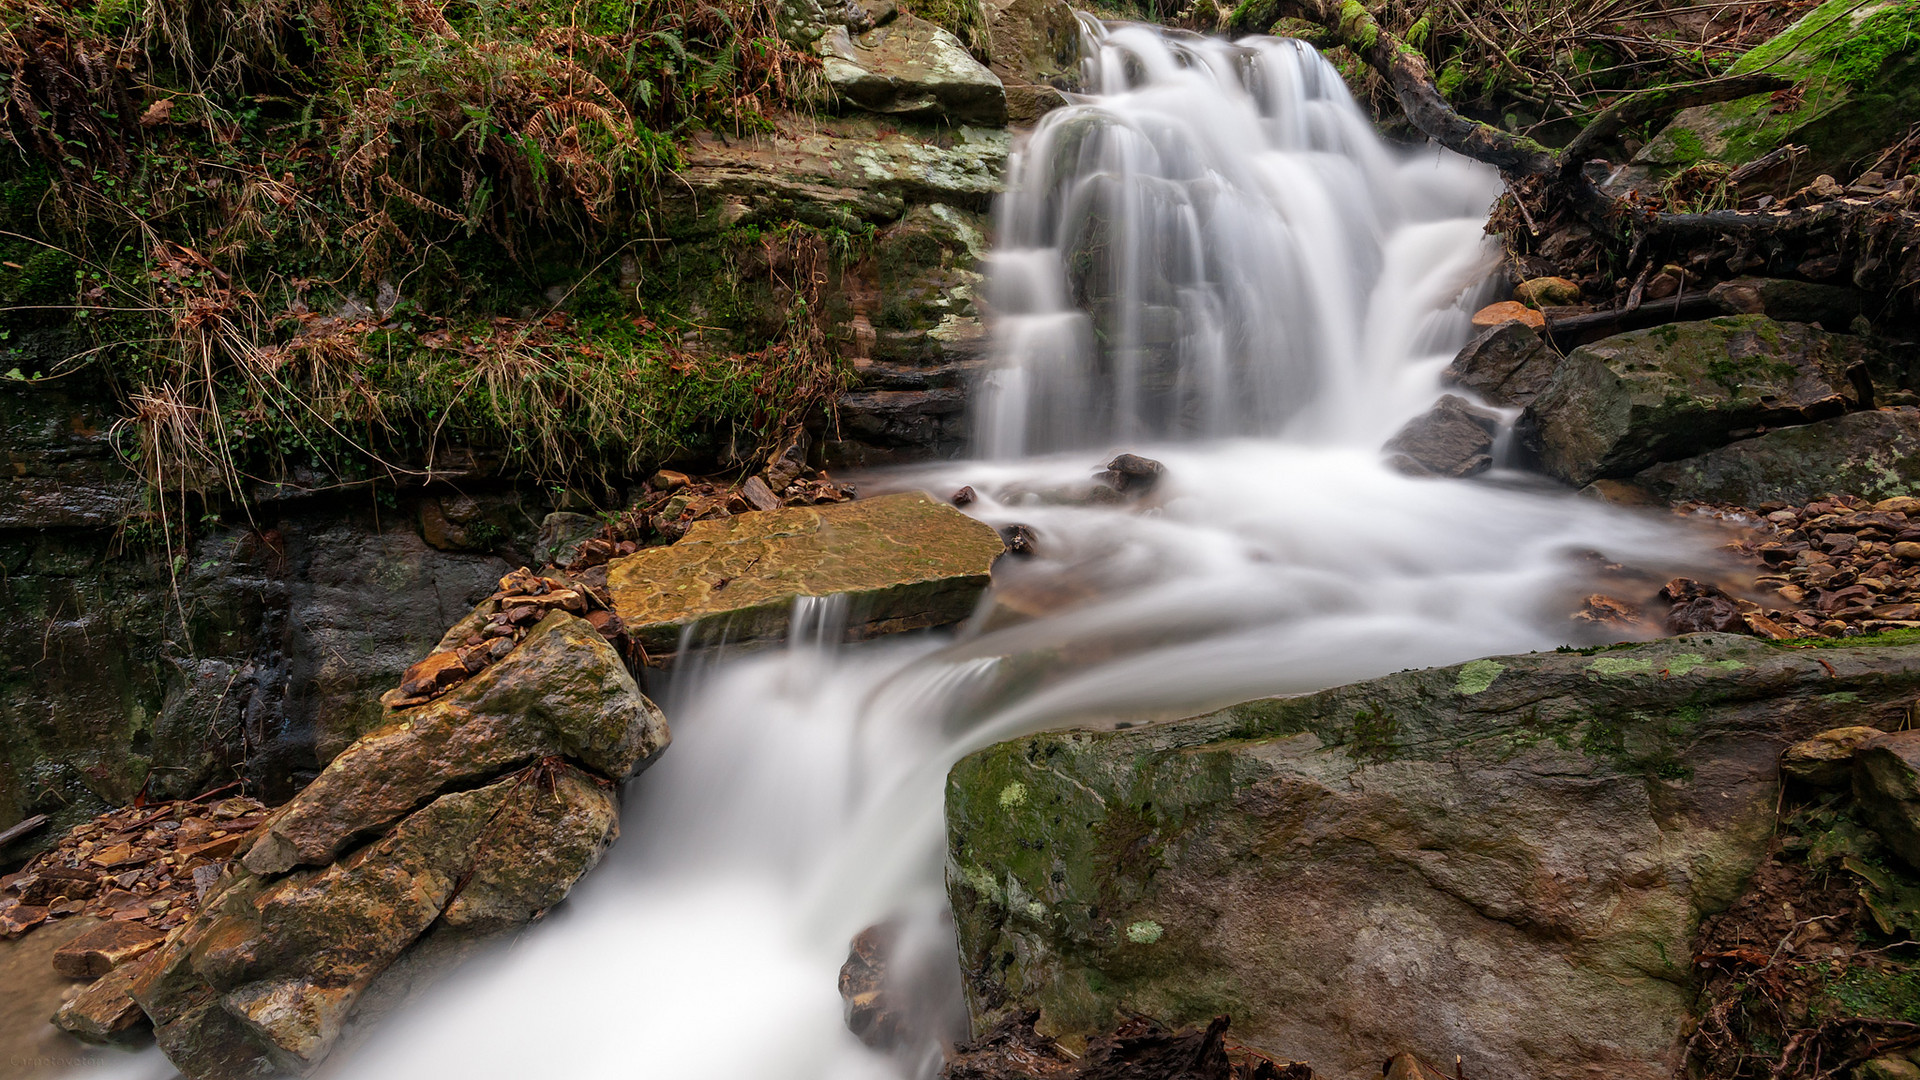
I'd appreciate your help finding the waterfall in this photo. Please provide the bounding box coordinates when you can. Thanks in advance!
[978,21,1500,456]
[86,23,1733,1080]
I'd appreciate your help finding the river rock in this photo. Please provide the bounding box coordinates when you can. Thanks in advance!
[1514,276,1579,308]
[134,763,619,1079]
[1708,277,1871,328]
[1631,407,1920,506]
[1781,725,1885,789]
[240,611,662,875]
[1382,395,1500,478]
[1515,315,1875,487]
[820,13,1007,125]
[606,491,1003,660]
[1442,321,1558,407]
[1855,730,1920,873]
[945,634,1920,1080]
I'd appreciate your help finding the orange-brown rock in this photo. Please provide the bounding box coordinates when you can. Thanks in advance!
[396,651,467,699]
[53,955,153,1044]
[52,920,166,978]
[1471,301,1546,329]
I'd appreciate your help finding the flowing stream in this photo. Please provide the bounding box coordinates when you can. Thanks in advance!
[87,21,1737,1080]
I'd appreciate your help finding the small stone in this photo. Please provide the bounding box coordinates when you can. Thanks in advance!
[397,651,468,699]
[1514,276,1581,308]
[1895,543,1920,561]
[742,475,782,512]
[52,921,167,978]
[1471,301,1545,330]
[585,609,625,639]
[1100,453,1165,495]
[1002,523,1039,556]
[1782,726,1884,789]
[951,485,976,507]
[1876,497,1920,514]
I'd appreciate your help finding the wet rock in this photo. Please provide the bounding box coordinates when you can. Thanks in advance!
[840,922,902,1049]
[1855,730,1920,872]
[1781,725,1884,789]
[1660,578,1748,634]
[606,491,1003,661]
[1442,321,1558,408]
[946,634,1920,1080]
[1632,408,1920,507]
[1571,593,1644,632]
[1515,276,1580,308]
[1515,316,1877,487]
[1382,395,1500,478]
[135,762,620,1079]
[819,13,1007,125]
[53,955,152,1044]
[51,920,166,978]
[952,485,977,506]
[240,612,665,875]
[1001,523,1039,555]
[1470,301,1544,330]
[1098,453,1164,495]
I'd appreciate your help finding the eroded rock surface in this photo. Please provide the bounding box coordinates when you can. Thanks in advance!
[1382,394,1500,478]
[606,491,1004,658]
[945,634,1920,1080]
[1516,315,1877,486]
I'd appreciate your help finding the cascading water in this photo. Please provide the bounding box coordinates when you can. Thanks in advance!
[76,22,1739,1080]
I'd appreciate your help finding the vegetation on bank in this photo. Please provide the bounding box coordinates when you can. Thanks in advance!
[0,0,858,516]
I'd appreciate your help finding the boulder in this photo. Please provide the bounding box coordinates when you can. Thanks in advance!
[134,764,620,1079]
[1515,316,1875,487]
[1631,407,1920,506]
[946,634,1920,1080]
[1382,395,1500,478]
[1855,730,1920,873]
[820,13,1008,125]
[606,491,1004,659]
[1781,725,1885,789]
[1442,320,1558,408]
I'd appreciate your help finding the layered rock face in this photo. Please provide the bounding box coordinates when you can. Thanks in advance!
[128,609,667,1079]
[945,634,1920,1080]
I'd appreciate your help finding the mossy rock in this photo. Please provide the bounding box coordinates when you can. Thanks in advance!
[946,633,1920,1078]
[1514,315,1878,487]
[1636,0,1920,180]
[1632,407,1920,506]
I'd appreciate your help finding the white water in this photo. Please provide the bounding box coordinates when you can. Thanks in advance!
[78,23,1737,1080]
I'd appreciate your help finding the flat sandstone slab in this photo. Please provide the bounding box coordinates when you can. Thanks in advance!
[607,491,1004,658]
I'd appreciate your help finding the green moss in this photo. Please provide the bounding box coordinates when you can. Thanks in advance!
[1455,658,1504,694]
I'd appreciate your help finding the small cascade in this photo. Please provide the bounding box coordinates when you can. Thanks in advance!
[978,22,1500,457]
